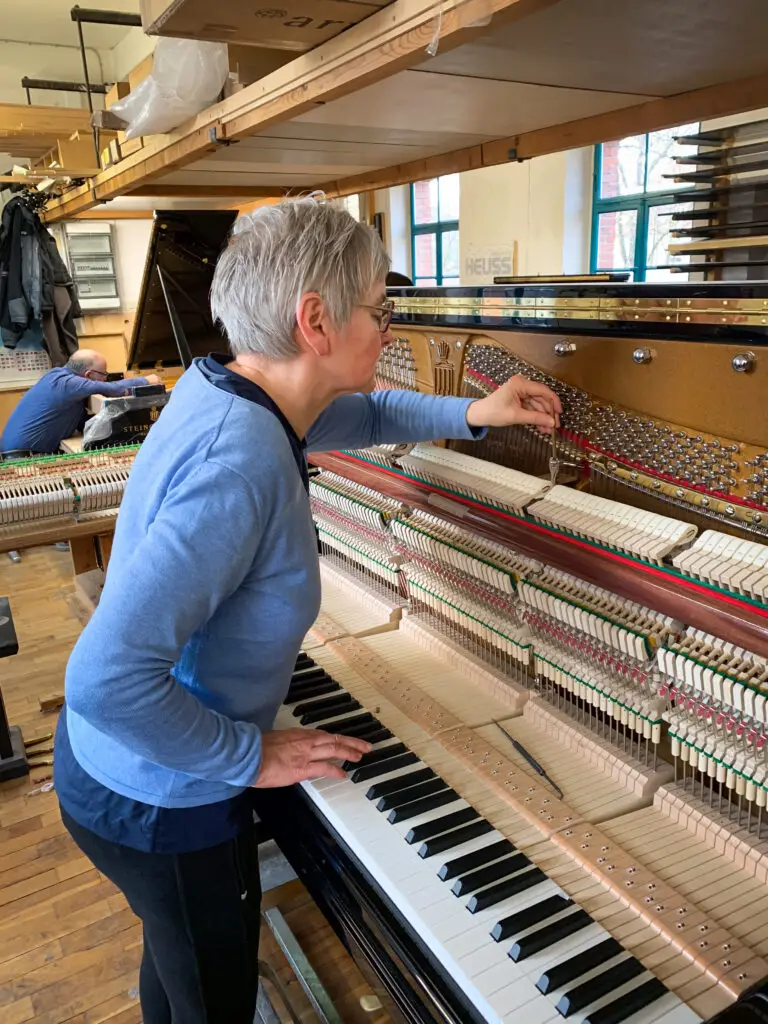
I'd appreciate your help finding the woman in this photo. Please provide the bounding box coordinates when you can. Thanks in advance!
[55,198,561,1024]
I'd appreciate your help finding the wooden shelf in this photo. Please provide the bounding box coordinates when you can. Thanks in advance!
[310,451,768,659]
[41,0,768,221]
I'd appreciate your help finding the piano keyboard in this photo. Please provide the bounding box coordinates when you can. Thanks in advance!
[276,654,703,1024]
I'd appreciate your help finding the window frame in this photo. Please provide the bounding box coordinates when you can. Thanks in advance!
[410,179,459,286]
[590,129,697,282]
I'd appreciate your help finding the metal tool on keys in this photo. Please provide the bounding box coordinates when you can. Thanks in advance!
[494,722,564,800]
[548,425,560,488]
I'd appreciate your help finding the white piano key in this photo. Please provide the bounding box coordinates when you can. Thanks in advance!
[646,997,703,1024]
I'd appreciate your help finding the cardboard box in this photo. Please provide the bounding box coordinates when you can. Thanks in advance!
[140,0,392,51]
[227,44,295,86]
[128,54,155,90]
[105,80,131,109]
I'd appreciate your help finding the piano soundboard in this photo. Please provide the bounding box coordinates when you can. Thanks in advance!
[260,283,768,1024]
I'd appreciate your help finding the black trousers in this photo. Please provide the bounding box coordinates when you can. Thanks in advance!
[61,808,262,1024]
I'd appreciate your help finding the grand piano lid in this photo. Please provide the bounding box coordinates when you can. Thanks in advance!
[126,209,238,369]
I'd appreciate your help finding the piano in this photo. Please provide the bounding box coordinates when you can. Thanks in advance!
[82,207,238,450]
[127,208,237,374]
[255,282,768,1024]
[0,209,237,550]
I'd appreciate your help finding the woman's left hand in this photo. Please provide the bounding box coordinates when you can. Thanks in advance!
[466,375,562,434]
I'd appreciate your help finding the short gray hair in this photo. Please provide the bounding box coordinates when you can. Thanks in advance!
[66,353,97,375]
[210,198,390,359]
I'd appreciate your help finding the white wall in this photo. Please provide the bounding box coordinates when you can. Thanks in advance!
[0,41,115,172]
[110,28,156,83]
[459,148,592,284]
[373,184,411,278]
[0,41,113,108]
[113,220,153,311]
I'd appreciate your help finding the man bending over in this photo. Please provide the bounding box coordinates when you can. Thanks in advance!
[1,349,160,455]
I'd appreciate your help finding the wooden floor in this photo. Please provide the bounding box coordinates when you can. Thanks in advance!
[0,547,390,1024]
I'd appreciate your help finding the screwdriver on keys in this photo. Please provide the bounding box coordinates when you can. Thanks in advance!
[495,722,564,800]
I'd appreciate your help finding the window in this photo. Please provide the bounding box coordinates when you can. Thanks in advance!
[591,124,699,281]
[411,175,459,286]
[336,194,361,221]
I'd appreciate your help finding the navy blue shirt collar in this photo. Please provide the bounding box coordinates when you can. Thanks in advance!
[198,353,308,491]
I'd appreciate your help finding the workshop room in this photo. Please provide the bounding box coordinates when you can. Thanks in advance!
[0,1,767,1022]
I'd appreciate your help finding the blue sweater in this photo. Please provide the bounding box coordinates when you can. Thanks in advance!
[1,367,149,453]
[64,358,483,809]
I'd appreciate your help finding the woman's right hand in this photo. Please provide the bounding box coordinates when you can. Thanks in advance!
[252,728,372,788]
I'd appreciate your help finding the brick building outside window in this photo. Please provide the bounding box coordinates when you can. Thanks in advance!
[411,175,460,286]
[591,124,699,281]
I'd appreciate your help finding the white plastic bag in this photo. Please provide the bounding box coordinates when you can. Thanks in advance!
[110,38,229,139]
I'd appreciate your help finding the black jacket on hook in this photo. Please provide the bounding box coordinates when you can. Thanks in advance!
[0,194,82,365]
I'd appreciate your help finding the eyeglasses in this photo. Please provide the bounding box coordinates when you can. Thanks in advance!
[358,299,395,333]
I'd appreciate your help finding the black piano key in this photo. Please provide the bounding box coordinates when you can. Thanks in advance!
[438,838,514,881]
[290,667,328,684]
[324,713,377,734]
[418,819,494,860]
[359,727,393,745]
[452,852,530,898]
[291,693,358,718]
[492,893,573,943]
[339,722,383,741]
[350,752,418,783]
[301,706,368,727]
[349,743,407,771]
[468,866,545,914]
[556,956,646,1018]
[291,665,317,680]
[285,680,339,703]
[376,777,447,813]
[421,819,493,860]
[508,908,592,962]
[367,767,437,801]
[286,673,336,694]
[293,663,316,677]
[387,789,458,824]
[295,652,313,665]
[536,937,623,994]
[581,977,668,1024]
[406,807,479,845]
[350,722,388,743]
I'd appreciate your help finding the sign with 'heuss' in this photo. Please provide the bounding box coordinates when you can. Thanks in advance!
[464,250,513,280]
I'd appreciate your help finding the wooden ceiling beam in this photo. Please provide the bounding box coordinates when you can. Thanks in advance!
[325,69,768,197]
[43,0,561,221]
[498,69,768,162]
[126,184,288,198]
